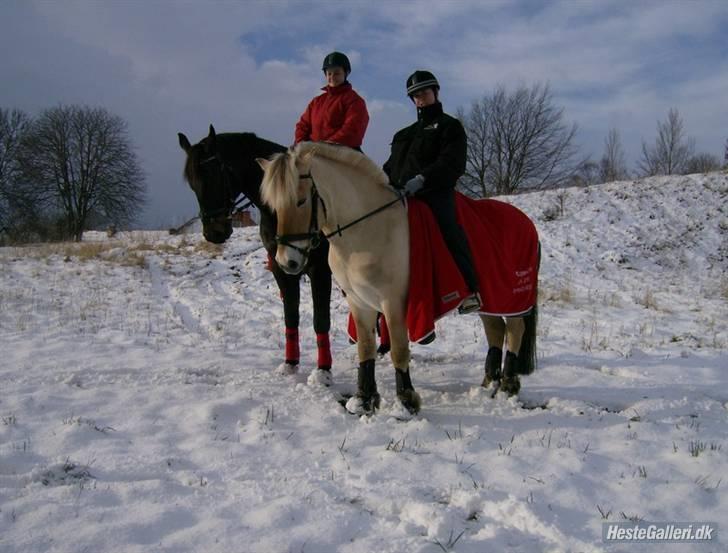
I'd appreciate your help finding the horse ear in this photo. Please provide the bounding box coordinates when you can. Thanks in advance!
[207,125,217,150]
[178,133,192,152]
[256,158,270,171]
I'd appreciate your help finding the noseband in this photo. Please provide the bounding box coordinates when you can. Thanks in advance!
[274,173,325,258]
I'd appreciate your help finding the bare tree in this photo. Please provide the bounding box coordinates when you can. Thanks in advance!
[599,128,629,183]
[457,103,492,197]
[459,83,579,196]
[0,108,32,228]
[19,105,145,241]
[638,108,694,176]
[567,158,600,187]
[685,152,722,174]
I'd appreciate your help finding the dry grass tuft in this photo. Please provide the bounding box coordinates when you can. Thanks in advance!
[635,288,658,310]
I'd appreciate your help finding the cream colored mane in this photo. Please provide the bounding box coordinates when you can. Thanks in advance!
[260,142,393,215]
[296,142,391,188]
[260,150,299,213]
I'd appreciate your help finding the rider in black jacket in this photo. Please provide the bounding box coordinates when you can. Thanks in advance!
[383,70,481,314]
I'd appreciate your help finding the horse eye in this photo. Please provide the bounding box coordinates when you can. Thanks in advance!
[296,198,306,207]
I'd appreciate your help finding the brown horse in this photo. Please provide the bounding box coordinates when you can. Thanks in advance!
[178,126,334,382]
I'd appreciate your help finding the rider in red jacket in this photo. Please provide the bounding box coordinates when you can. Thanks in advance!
[295,52,369,150]
[290,52,373,371]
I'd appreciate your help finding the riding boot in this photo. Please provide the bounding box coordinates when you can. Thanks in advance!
[482,346,502,388]
[395,368,421,414]
[377,314,391,355]
[500,351,521,396]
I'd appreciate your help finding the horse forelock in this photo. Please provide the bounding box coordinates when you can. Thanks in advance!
[260,151,299,212]
[182,143,204,190]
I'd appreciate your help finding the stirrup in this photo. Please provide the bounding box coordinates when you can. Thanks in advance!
[458,293,481,315]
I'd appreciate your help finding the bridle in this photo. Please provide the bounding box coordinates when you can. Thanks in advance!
[198,155,253,224]
[274,172,324,259]
[274,171,405,259]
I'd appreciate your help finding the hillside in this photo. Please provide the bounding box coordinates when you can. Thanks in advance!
[1,173,726,552]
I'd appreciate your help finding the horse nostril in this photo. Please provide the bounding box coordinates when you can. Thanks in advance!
[287,259,299,270]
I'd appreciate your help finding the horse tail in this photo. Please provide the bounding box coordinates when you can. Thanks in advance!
[518,241,541,375]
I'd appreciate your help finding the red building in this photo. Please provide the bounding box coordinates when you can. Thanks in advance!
[232,210,257,228]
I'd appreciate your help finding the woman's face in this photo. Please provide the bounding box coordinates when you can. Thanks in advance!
[325,67,347,87]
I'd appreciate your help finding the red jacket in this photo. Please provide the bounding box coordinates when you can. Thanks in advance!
[295,82,369,149]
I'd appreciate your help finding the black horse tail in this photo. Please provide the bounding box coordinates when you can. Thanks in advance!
[518,242,541,375]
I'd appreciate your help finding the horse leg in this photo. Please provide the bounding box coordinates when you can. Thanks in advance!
[308,248,333,384]
[272,262,300,374]
[384,303,420,414]
[481,315,505,387]
[500,317,525,396]
[345,306,380,414]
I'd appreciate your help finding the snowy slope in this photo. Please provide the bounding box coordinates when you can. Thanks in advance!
[1,173,726,553]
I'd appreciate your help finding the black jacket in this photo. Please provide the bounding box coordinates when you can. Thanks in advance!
[383,102,466,193]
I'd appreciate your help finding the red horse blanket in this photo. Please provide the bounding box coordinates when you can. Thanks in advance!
[348,192,539,344]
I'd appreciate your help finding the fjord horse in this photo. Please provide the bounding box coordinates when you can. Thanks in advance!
[259,142,538,415]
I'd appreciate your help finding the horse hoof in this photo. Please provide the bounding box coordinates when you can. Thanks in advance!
[345,393,381,415]
[500,376,521,396]
[307,368,333,387]
[481,374,500,388]
[396,389,421,415]
[275,361,299,375]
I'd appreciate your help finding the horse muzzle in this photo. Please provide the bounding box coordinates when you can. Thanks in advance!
[202,217,233,244]
[276,245,308,275]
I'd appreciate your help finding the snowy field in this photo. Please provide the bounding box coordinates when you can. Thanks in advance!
[1,173,726,553]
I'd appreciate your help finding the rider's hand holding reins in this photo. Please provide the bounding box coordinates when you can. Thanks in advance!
[404,174,425,196]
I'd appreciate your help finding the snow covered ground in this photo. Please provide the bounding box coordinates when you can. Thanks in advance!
[1,173,726,552]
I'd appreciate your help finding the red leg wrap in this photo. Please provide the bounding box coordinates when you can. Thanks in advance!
[285,327,299,363]
[316,332,332,369]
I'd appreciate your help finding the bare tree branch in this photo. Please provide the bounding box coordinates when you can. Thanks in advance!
[599,128,629,183]
[459,83,580,196]
[638,108,694,176]
[0,107,32,228]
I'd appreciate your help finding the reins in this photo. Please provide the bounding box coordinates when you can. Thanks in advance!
[322,193,404,239]
[275,171,405,254]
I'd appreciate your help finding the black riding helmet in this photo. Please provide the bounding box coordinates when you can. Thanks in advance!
[406,70,440,97]
[322,51,351,75]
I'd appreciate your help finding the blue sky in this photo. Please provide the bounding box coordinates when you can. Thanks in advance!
[1,0,726,228]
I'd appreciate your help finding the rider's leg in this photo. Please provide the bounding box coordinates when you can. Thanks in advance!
[420,189,480,304]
